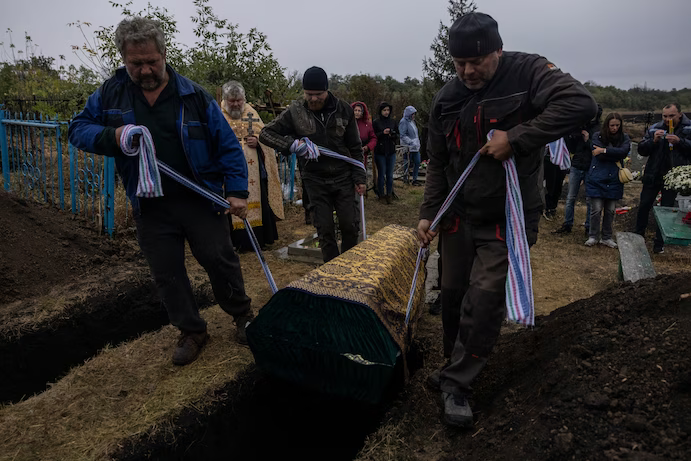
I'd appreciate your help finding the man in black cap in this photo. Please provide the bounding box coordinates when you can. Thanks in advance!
[260,66,366,263]
[417,12,596,428]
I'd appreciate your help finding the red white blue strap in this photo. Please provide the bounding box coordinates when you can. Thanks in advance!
[120,125,163,198]
[548,137,571,171]
[405,130,535,327]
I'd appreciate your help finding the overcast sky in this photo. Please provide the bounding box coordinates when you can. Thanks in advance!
[2,0,689,90]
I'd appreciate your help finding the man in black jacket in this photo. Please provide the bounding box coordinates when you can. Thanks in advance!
[417,12,596,428]
[635,103,691,254]
[260,67,366,263]
[553,105,602,235]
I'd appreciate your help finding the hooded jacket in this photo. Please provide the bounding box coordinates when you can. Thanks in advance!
[399,106,421,152]
[373,102,398,157]
[420,51,597,225]
[638,114,691,183]
[350,101,377,154]
[585,131,631,200]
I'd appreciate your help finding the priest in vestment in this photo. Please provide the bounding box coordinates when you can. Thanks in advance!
[221,81,284,251]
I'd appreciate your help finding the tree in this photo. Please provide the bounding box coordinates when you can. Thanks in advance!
[422,0,476,87]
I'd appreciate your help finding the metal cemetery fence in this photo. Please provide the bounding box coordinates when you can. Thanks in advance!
[0,110,116,236]
[1,108,299,236]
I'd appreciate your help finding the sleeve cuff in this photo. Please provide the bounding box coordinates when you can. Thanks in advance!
[226,190,249,199]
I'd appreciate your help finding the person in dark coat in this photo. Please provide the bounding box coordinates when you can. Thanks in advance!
[372,102,398,203]
[585,112,630,248]
[553,105,602,235]
[635,103,691,254]
[417,12,596,429]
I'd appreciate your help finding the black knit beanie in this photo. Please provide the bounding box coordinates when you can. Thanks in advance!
[448,12,503,58]
[302,66,328,91]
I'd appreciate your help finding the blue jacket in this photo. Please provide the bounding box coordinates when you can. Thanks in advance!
[585,131,631,200]
[68,65,247,215]
[398,106,420,152]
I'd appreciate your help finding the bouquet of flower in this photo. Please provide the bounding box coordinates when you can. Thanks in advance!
[663,165,691,196]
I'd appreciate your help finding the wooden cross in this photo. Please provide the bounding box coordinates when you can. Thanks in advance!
[247,159,255,165]
[249,179,256,186]
[242,112,257,137]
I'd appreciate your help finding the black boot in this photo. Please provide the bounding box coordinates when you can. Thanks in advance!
[552,224,572,234]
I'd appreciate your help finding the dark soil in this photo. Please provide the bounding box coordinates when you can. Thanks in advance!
[0,192,216,403]
[383,273,691,461]
[0,190,139,304]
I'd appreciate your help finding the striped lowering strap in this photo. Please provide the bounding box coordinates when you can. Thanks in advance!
[119,124,278,294]
[548,137,571,171]
[290,137,368,240]
[405,130,535,326]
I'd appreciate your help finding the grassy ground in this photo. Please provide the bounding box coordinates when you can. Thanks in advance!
[1,178,690,461]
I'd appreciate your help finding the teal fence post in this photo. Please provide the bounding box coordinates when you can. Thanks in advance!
[104,157,115,237]
[55,122,65,209]
[0,110,9,191]
[69,143,77,214]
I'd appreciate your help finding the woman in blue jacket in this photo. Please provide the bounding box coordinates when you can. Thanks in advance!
[585,112,630,248]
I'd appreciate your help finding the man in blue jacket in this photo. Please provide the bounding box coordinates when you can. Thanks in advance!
[635,103,691,254]
[69,17,253,366]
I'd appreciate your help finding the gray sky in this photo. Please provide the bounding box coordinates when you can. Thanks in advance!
[2,0,690,90]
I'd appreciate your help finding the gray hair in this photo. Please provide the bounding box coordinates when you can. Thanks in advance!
[115,17,166,58]
[222,81,246,101]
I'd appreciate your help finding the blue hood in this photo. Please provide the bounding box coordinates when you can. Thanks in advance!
[403,106,417,120]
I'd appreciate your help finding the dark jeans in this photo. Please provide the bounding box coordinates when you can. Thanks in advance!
[544,157,567,211]
[589,197,616,240]
[563,167,591,228]
[374,153,396,196]
[304,176,359,263]
[439,212,539,396]
[636,181,677,248]
[135,195,251,334]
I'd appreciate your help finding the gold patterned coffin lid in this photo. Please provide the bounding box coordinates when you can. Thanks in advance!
[288,224,426,353]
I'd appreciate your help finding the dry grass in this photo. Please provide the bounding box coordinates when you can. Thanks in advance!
[3,177,691,461]
[0,307,254,461]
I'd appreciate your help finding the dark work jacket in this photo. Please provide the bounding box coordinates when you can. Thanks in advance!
[638,114,691,184]
[68,65,247,215]
[259,92,366,185]
[566,118,600,171]
[420,51,597,224]
[585,131,630,200]
[373,102,398,157]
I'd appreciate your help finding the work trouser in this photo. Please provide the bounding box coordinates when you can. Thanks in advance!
[134,195,252,333]
[439,212,539,397]
[543,157,566,211]
[304,176,359,263]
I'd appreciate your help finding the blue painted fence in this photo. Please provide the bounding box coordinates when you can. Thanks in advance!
[0,110,116,236]
[1,109,299,237]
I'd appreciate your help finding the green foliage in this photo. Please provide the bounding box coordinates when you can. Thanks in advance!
[585,81,691,112]
[72,0,296,105]
[1,30,99,118]
[422,0,476,87]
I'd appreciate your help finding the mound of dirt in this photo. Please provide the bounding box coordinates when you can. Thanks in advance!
[364,273,691,461]
[0,191,139,303]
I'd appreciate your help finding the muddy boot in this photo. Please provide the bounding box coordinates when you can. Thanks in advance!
[234,313,254,345]
[442,392,474,428]
[172,331,209,366]
[385,194,392,205]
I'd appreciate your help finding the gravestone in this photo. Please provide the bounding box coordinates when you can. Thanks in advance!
[616,232,656,283]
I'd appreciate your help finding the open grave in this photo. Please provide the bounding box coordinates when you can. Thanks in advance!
[0,190,215,403]
[2,183,690,461]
